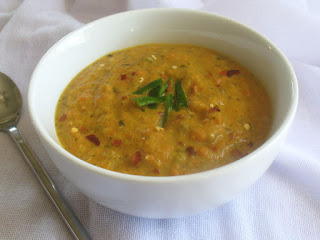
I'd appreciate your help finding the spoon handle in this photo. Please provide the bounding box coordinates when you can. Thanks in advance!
[7,126,91,240]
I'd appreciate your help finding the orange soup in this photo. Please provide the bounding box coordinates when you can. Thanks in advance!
[55,44,272,176]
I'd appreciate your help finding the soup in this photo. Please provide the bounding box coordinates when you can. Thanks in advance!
[55,44,272,176]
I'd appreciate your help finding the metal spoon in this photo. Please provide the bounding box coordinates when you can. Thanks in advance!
[0,72,91,240]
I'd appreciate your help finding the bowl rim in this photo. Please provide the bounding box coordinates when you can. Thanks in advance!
[28,8,298,183]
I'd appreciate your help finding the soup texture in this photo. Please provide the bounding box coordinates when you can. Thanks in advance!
[55,44,272,176]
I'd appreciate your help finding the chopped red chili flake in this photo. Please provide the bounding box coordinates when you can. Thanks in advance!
[219,70,227,76]
[177,114,185,119]
[121,96,127,100]
[166,79,171,92]
[112,139,122,147]
[226,70,240,77]
[243,89,250,96]
[210,146,218,152]
[59,114,67,121]
[229,132,234,140]
[132,150,142,166]
[120,74,127,80]
[186,146,197,155]
[208,72,213,77]
[158,112,164,116]
[153,168,160,174]
[231,149,243,158]
[161,73,167,79]
[79,126,89,133]
[86,134,100,146]
[210,105,221,112]
[248,142,254,148]
[178,141,184,146]
[131,72,136,76]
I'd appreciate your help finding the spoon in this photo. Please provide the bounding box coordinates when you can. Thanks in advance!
[0,72,91,240]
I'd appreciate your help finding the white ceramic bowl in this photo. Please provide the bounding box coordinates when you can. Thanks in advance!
[28,9,298,218]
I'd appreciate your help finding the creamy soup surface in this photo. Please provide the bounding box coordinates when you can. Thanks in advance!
[55,44,272,176]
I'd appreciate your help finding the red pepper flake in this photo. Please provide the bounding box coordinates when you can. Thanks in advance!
[153,168,160,174]
[210,105,221,112]
[226,70,240,77]
[219,70,227,76]
[132,150,142,166]
[243,89,250,96]
[210,146,218,152]
[158,112,164,116]
[248,142,254,148]
[161,73,167,79]
[121,96,127,100]
[208,72,213,77]
[120,74,127,80]
[131,72,136,76]
[186,146,197,156]
[59,114,67,121]
[228,132,234,140]
[86,134,100,146]
[166,79,171,92]
[231,149,243,158]
[178,141,184,146]
[177,114,185,119]
[79,126,89,133]
[112,139,122,147]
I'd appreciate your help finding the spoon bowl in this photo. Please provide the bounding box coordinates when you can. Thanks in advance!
[0,72,21,129]
[0,72,91,240]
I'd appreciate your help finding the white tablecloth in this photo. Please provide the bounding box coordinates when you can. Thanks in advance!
[1,0,319,239]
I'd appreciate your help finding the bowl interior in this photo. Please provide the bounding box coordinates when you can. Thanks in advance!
[29,9,297,164]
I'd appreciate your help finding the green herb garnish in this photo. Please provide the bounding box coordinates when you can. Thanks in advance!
[148,85,161,109]
[133,78,163,95]
[159,79,170,96]
[172,96,180,112]
[133,96,166,107]
[175,81,188,107]
[159,94,173,128]
[132,78,188,128]
[146,79,170,109]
